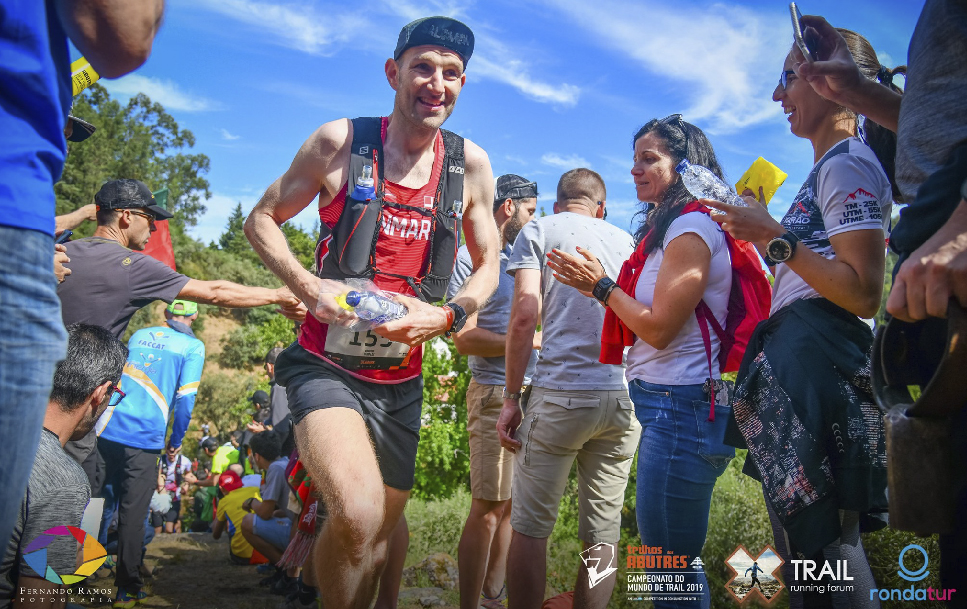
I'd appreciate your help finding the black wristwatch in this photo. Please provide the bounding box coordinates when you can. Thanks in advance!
[766,232,799,264]
[443,302,468,337]
[592,277,617,305]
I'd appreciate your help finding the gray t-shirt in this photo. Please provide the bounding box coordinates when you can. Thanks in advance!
[269,382,290,427]
[0,430,90,603]
[59,237,190,339]
[261,457,291,517]
[446,243,537,385]
[895,0,967,204]
[507,212,634,390]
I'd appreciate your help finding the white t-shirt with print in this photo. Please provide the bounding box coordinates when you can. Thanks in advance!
[771,137,892,315]
[625,212,733,385]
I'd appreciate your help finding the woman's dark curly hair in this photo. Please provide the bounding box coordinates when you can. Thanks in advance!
[632,116,729,253]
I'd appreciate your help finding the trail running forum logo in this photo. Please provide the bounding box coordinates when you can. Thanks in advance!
[23,526,106,584]
[726,545,784,604]
[581,542,617,589]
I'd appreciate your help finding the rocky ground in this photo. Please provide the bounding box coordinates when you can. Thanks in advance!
[69,533,461,609]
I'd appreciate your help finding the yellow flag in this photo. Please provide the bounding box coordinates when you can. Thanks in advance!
[70,57,100,96]
[735,157,788,204]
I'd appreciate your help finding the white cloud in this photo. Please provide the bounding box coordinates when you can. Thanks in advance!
[192,0,366,55]
[220,128,241,141]
[472,55,581,106]
[194,0,578,107]
[542,152,591,169]
[470,34,581,106]
[545,0,791,133]
[103,75,220,112]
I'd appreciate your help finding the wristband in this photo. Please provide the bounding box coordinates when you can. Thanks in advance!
[592,277,616,305]
[502,388,523,400]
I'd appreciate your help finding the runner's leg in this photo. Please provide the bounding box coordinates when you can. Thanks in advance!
[374,510,408,609]
[297,407,402,609]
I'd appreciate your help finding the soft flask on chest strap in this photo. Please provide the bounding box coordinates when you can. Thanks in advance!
[317,117,464,302]
[872,302,967,535]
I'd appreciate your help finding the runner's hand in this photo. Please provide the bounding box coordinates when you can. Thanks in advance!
[372,293,449,346]
[309,279,358,327]
[497,398,523,453]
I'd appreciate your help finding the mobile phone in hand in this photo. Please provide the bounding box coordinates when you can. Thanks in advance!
[790,3,817,62]
[55,229,73,244]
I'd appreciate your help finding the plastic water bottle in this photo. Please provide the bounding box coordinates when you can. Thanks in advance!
[676,160,748,207]
[350,165,376,200]
[337,291,407,325]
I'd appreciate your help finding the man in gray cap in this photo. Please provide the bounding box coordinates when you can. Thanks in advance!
[245,15,500,608]
[448,175,539,609]
[58,178,303,491]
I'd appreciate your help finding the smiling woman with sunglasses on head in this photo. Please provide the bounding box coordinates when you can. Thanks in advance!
[707,29,903,609]
[548,116,743,609]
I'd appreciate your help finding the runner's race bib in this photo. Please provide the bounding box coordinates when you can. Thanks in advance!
[323,325,410,370]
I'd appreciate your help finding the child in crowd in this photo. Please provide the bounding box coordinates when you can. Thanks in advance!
[212,470,264,565]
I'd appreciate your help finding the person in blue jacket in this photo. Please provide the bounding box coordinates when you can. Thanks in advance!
[96,299,205,608]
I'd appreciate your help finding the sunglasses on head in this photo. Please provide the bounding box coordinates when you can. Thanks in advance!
[651,113,690,159]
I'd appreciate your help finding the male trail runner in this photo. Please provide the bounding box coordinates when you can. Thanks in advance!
[245,16,500,608]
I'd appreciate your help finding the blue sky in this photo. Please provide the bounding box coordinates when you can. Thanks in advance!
[84,0,924,244]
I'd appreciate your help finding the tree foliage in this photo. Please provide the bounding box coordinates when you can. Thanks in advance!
[412,339,472,499]
[55,84,210,230]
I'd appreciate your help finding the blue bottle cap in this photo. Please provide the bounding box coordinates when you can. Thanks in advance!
[675,159,690,174]
[345,291,362,307]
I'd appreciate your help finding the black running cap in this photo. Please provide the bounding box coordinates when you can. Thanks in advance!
[495,174,538,201]
[394,16,474,68]
[95,179,173,220]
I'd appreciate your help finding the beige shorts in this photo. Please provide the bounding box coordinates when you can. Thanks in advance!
[466,379,515,501]
[511,387,641,544]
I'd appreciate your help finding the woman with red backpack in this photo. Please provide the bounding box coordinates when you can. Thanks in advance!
[548,116,769,609]
[707,28,901,609]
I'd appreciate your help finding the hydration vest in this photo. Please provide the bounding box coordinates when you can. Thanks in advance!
[316,116,464,302]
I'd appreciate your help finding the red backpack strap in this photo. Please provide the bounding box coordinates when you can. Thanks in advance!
[695,300,716,422]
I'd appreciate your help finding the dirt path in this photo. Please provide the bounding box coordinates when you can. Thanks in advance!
[77,533,459,609]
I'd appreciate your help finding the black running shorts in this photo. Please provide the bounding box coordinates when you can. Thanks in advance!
[275,343,423,491]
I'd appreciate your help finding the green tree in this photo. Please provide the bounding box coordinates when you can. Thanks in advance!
[412,339,472,499]
[55,84,210,231]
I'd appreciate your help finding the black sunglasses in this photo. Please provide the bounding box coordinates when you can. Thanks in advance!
[779,70,796,91]
[653,113,690,159]
[128,209,156,225]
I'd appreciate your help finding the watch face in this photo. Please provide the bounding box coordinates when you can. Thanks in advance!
[768,238,792,262]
